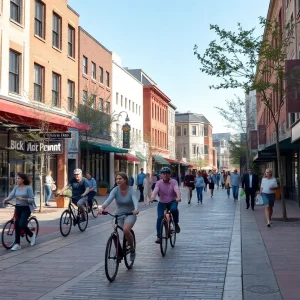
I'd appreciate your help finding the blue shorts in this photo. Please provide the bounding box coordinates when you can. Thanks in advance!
[262,193,275,207]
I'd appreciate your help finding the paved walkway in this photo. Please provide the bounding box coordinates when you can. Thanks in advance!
[0,188,241,300]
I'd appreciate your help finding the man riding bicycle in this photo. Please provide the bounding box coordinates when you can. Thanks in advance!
[60,169,90,221]
[150,167,181,244]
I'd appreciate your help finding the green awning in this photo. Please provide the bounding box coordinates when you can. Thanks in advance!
[81,141,128,153]
[153,155,170,165]
[135,152,146,162]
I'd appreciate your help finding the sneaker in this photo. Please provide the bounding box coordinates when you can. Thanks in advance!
[155,238,160,244]
[175,223,180,233]
[30,233,36,246]
[11,244,21,251]
[130,249,136,261]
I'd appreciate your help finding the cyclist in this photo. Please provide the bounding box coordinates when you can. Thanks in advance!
[99,172,139,261]
[86,172,97,210]
[3,173,37,251]
[150,167,181,244]
[60,169,90,221]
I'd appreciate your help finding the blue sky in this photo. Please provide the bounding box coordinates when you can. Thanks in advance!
[69,0,269,133]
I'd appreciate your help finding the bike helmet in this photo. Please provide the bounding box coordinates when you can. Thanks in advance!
[73,168,82,175]
[160,167,171,174]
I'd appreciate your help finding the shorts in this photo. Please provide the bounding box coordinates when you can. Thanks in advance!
[209,183,215,190]
[262,193,275,207]
[118,215,137,228]
[72,196,87,206]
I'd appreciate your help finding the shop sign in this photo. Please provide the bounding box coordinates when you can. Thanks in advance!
[10,140,63,154]
[40,132,71,139]
[122,123,131,149]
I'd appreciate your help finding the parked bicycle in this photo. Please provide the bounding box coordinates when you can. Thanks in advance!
[1,202,39,249]
[102,211,136,282]
[159,207,176,257]
[59,195,88,237]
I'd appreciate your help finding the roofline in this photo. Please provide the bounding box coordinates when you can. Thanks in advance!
[168,102,177,110]
[175,113,212,126]
[144,85,171,103]
[126,68,157,85]
[79,27,112,54]
[67,5,80,17]
[113,61,143,86]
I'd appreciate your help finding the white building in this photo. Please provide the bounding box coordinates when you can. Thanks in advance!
[0,0,31,103]
[168,102,176,159]
[111,53,146,181]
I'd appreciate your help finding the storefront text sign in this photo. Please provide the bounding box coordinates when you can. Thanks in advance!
[40,132,71,139]
[10,140,63,154]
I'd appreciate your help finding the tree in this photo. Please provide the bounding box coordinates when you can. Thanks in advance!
[194,18,297,220]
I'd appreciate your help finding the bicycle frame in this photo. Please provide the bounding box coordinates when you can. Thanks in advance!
[6,204,31,237]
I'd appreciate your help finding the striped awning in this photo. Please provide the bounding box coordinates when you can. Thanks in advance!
[152,155,170,165]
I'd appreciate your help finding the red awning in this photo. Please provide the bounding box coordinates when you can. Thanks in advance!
[115,154,140,162]
[0,98,90,131]
[165,158,180,164]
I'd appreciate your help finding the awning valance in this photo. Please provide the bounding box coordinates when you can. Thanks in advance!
[165,158,180,164]
[152,155,170,165]
[135,152,147,162]
[80,142,128,153]
[115,154,140,162]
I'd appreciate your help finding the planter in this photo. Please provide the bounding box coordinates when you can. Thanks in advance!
[275,188,281,200]
[98,188,107,196]
[56,196,69,208]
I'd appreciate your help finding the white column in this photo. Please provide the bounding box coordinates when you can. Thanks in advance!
[109,152,115,189]
[133,161,136,180]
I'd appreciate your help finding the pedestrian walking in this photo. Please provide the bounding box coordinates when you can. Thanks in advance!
[150,171,158,202]
[128,174,134,186]
[184,169,195,204]
[202,170,208,192]
[208,171,215,198]
[136,168,146,202]
[143,173,152,205]
[225,171,231,198]
[216,172,221,189]
[242,168,259,210]
[221,171,225,189]
[195,171,204,203]
[259,168,278,227]
[44,170,55,207]
[86,172,97,209]
[231,169,240,200]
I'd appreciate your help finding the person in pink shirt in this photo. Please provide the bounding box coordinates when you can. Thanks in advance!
[150,167,181,244]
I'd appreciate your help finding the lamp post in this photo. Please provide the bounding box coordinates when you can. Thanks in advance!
[113,111,131,149]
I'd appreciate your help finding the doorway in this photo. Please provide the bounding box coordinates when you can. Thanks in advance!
[68,159,76,182]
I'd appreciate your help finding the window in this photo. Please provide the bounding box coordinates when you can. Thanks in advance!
[139,106,141,116]
[132,102,135,113]
[99,98,103,111]
[34,63,44,102]
[136,104,138,114]
[99,67,103,83]
[183,127,187,136]
[204,126,208,136]
[183,147,187,156]
[35,0,45,38]
[125,98,127,109]
[68,25,75,58]
[176,126,181,136]
[106,101,110,113]
[52,13,61,49]
[204,145,208,155]
[121,95,123,107]
[129,100,131,110]
[116,93,119,105]
[68,80,75,112]
[192,126,197,136]
[91,94,96,108]
[106,71,110,87]
[82,56,88,74]
[10,0,21,23]
[92,62,96,79]
[82,90,87,105]
[52,73,60,107]
[192,145,196,155]
[9,50,20,94]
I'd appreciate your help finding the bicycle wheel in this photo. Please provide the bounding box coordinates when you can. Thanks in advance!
[123,230,136,269]
[160,219,168,257]
[78,208,88,232]
[169,218,176,248]
[91,198,99,218]
[25,217,39,243]
[105,235,119,282]
[1,219,15,249]
[60,210,72,237]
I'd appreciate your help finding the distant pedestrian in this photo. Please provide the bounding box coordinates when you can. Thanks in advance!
[128,174,134,186]
[259,168,278,227]
[242,168,259,210]
[143,173,152,205]
[86,172,97,209]
[44,170,54,206]
[202,170,208,192]
[184,169,195,204]
[195,171,204,203]
[231,169,240,201]
[151,171,158,202]
[216,172,221,189]
[221,171,226,189]
[136,168,146,202]
[225,171,231,198]
[208,171,215,198]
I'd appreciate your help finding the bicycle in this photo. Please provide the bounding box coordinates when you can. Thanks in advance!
[1,202,39,249]
[59,195,88,237]
[86,197,99,218]
[102,211,136,282]
[159,205,176,257]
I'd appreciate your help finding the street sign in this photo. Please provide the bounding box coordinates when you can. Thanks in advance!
[39,132,71,139]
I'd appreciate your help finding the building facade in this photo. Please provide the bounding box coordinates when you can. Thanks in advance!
[212,133,231,170]
[168,102,176,159]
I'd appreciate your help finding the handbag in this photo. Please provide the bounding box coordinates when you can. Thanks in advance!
[51,183,57,191]
[240,189,245,197]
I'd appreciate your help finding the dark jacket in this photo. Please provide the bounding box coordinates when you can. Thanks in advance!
[242,173,259,191]
[184,175,195,187]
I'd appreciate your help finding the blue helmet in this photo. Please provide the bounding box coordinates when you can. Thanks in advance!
[160,167,171,174]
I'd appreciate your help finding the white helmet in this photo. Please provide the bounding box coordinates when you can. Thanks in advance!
[73,168,82,175]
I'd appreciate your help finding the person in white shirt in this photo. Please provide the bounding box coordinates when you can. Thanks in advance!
[259,168,278,227]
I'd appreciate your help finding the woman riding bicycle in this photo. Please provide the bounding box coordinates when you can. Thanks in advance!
[99,172,139,261]
[3,173,37,251]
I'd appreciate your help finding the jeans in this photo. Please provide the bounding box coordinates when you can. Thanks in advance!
[87,191,96,207]
[15,206,32,244]
[156,201,179,238]
[196,187,203,202]
[232,185,239,200]
[245,188,256,208]
[45,185,52,204]
[138,184,144,201]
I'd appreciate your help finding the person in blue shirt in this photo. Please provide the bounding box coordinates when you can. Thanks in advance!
[195,171,205,203]
[136,168,146,202]
[86,172,97,208]
[128,174,134,186]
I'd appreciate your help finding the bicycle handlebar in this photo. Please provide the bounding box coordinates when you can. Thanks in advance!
[102,211,134,217]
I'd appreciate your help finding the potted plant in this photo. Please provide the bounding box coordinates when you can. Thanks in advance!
[55,189,72,208]
[98,181,109,196]
[275,178,281,200]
